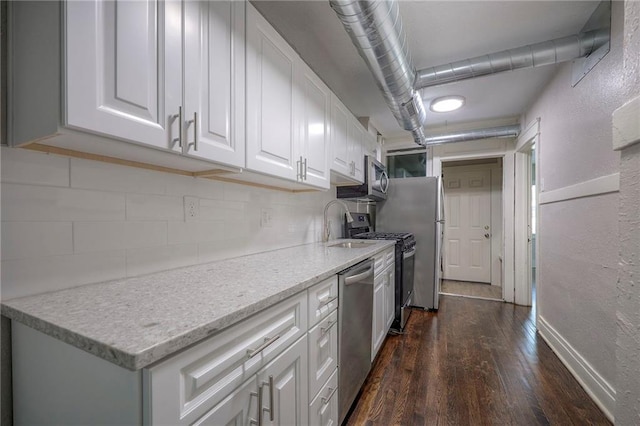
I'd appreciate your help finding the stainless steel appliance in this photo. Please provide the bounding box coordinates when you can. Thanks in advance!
[337,156,389,201]
[376,176,444,310]
[345,214,416,330]
[338,258,375,424]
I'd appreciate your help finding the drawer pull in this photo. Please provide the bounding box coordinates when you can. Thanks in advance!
[321,320,336,335]
[247,334,281,358]
[249,386,263,426]
[321,386,338,405]
[318,295,337,307]
[268,375,275,421]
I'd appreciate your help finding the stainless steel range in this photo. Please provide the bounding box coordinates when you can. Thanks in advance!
[345,213,416,330]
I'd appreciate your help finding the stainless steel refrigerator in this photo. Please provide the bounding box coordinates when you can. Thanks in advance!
[376,176,444,310]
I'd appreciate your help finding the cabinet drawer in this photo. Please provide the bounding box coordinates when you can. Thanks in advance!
[145,292,307,425]
[385,248,395,268]
[308,310,338,400]
[308,275,338,326]
[309,368,338,426]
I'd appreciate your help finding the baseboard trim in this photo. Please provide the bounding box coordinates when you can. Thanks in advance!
[537,316,615,422]
[538,173,619,205]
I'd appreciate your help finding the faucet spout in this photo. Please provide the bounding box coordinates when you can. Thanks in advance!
[323,200,354,242]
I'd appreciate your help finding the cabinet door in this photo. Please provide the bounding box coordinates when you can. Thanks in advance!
[348,119,365,183]
[191,376,259,426]
[372,273,386,361]
[308,311,338,400]
[384,265,396,332]
[183,1,245,167]
[246,4,298,180]
[66,0,181,152]
[299,62,331,189]
[259,336,309,426]
[309,369,338,426]
[330,95,351,177]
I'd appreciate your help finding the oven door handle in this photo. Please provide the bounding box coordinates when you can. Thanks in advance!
[403,248,416,259]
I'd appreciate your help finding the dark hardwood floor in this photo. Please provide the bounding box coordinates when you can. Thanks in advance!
[345,296,610,426]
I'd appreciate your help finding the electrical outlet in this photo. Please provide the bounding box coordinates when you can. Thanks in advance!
[260,208,273,228]
[184,196,200,221]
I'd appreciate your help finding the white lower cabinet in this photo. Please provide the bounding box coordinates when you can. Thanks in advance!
[308,310,338,399]
[309,369,339,426]
[372,246,396,361]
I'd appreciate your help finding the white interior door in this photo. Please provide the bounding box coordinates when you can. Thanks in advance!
[443,168,492,283]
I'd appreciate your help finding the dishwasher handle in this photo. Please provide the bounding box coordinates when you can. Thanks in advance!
[344,265,374,285]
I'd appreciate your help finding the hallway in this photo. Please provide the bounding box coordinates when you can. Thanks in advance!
[345,296,610,425]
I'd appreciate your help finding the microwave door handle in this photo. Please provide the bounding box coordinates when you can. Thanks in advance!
[380,170,389,193]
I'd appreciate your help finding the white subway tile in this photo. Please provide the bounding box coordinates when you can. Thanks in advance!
[124,222,167,248]
[223,182,253,202]
[1,184,126,221]
[1,222,73,260]
[73,222,125,253]
[70,158,165,194]
[168,221,227,244]
[1,251,126,300]
[126,244,198,277]
[126,194,183,221]
[199,199,246,222]
[164,175,225,199]
[1,147,70,187]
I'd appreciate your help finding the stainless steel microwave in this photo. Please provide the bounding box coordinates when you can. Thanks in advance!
[336,156,389,201]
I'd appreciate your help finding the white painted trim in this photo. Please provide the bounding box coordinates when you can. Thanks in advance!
[538,173,620,205]
[516,118,540,152]
[612,95,640,151]
[537,316,615,422]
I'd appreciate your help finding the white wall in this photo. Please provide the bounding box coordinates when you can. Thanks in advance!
[614,0,640,423]
[0,147,343,300]
[521,1,628,419]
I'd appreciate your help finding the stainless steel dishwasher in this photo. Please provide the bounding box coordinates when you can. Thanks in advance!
[338,258,374,424]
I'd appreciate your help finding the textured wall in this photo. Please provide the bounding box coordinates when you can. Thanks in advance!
[615,0,640,423]
[0,147,343,300]
[523,1,627,394]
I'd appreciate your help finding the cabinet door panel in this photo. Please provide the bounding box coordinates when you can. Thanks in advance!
[300,64,330,188]
[372,276,385,361]
[66,0,181,151]
[192,377,258,426]
[259,336,308,426]
[330,95,351,177]
[183,1,245,167]
[385,265,396,331]
[246,5,297,180]
[308,311,338,400]
[309,369,338,426]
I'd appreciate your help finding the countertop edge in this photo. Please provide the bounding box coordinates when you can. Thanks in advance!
[2,241,395,370]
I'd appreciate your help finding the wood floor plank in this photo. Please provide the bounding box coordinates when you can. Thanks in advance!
[345,296,610,426]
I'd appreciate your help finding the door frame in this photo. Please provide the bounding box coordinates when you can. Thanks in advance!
[432,149,508,301]
[514,119,540,307]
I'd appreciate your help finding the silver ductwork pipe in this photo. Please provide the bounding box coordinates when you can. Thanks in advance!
[423,125,521,145]
[330,0,427,143]
[415,29,609,89]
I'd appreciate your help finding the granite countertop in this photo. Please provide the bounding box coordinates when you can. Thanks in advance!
[1,239,395,371]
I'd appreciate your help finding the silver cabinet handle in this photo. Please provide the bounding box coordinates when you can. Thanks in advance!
[484,233,490,239]
[249,386,263,426]
[318,295,337,307]
[171,106,183,148]
[321,320,336,335]
[187,112,198,151]
[303,157,308,180]
[297,156,303,180]
[247,334,280,358]
[268,375,274,421]
[321,387,337,405]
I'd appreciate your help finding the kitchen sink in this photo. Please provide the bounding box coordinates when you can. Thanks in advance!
[328,241,377,249]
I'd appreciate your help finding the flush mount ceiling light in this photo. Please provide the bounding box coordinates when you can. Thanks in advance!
[430,96,466,113]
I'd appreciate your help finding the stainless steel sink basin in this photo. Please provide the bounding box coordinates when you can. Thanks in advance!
[328,241,376,249]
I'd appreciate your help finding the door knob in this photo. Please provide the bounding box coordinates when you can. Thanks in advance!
[484,233,490,239]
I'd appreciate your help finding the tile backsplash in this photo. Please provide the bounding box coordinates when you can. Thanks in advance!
[1,147,352,300]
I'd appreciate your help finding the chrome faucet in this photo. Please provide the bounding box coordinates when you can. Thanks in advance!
[323,200,354,242]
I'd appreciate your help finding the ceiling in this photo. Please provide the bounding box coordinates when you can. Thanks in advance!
[251,0,601,139]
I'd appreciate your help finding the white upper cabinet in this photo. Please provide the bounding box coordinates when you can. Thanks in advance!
[246,4,298,181]
[330,95,364,184]
[182,1,245,167]
[246,4,330,189]
[66,0,182,152]
[298,62,331,189]
[9,0,245,173]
